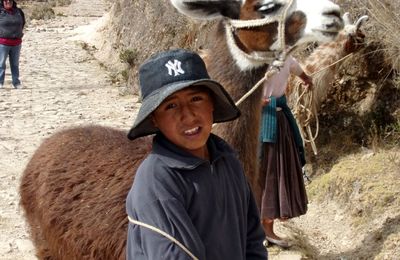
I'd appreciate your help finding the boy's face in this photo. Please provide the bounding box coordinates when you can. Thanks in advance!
[152,86,214,159]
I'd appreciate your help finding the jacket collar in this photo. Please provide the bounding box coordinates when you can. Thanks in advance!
[151,133,236,170]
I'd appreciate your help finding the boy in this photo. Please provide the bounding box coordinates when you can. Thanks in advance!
[126,49,267,260]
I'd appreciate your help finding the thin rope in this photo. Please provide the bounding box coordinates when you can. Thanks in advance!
[225,25,278,64]
[234,0,294,105]
[235,68,278,106]
[292,52,355,155]
[309,53,354,77]
[293,83,319,154]
[278,0,294,55]
[225,0,294,63]
[127,216,199,260]
[211,65,278,129]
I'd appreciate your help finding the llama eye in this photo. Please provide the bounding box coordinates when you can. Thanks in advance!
[258,3,281,15]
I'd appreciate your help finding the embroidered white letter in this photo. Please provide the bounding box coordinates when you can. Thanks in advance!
[165,60,185,76]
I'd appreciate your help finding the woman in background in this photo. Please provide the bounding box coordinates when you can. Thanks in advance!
[0,0,25,89]
[259,55,312,248]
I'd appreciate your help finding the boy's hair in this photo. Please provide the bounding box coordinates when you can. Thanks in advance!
[127,49,241,140]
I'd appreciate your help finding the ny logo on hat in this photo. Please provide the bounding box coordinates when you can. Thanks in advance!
[165,59,185,76]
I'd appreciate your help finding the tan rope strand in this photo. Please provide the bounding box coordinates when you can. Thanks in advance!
[127,216,199,260]
[279,0,294,52]
[292,52,355,155]
[214,0,295,129]
[295,85,319,154]
[293,83,319,155]
[212,69,273,128]
[235,73,268,106]
[309,53,354,77]
[235,0,293,106]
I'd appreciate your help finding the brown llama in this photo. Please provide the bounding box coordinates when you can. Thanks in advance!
[19,1,344,259]
[171,0,344,203]
[286,13,369,154]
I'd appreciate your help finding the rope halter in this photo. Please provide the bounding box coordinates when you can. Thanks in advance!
[225,0,295,66]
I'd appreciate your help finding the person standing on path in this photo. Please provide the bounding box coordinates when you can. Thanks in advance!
[0,0,25,89]
[259,55,312,248]
[126,49,268,260]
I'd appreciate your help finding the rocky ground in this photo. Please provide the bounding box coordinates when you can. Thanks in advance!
[0,0,138,259]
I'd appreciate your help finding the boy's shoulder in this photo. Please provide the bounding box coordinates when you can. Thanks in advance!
[209,134,238,156]
[137,152,164,173]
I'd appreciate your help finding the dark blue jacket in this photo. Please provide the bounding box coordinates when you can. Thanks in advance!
[126,133,267,260]
[0,1,25,39]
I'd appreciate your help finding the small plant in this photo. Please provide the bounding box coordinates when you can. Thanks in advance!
[109,70,129,84]
[47,0,72,7]
[109,72,120,84]
[387,152,400,168]
[369,122,381,153]
[394,72,400,90]
[119,49,138,66]
[382,119,400,146]
[56,0,72,6]
[80,42,89,50]
[121,69,130,82]
[30,4,55,20]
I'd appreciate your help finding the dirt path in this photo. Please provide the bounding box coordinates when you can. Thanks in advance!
[0,0,138,259]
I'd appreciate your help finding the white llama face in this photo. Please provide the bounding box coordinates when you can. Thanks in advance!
[170,0,344,69]
[170,0,344,43]
[296,0,344,44]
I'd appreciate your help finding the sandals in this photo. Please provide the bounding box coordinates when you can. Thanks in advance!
[265,236,291,248]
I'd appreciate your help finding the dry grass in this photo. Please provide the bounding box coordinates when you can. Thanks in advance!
[336,0,400,78]
[365,0,400,73]
[308,148,400,227]
[29,3,55,20]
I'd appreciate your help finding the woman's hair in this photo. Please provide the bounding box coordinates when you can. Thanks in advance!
[2,0,18,8]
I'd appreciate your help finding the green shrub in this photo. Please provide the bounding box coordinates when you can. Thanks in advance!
[119,49,138,66]
[121,69,129,82]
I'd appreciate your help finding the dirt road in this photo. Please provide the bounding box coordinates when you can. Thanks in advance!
[0,0,137,259]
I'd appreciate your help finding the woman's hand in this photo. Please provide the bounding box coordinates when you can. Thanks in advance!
[261,97,271,106]
[300,72,313,91]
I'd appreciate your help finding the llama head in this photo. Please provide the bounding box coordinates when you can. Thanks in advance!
[170,0,344,70]
[341,12,369,53]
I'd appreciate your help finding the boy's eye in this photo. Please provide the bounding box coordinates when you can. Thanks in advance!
[191,95,204,102]
[165,103,176,110]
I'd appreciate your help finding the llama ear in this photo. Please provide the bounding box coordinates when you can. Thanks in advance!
[343,12,352,26]
[170,0,242,20]
[355,15,369,30]
[343,13,369,35]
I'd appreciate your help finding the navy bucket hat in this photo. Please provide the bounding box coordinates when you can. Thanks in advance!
[127,49,241,140]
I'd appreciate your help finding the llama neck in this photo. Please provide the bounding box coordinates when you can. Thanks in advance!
[301,34,350,110]
[206,22,268,204]
[304,35,349,75]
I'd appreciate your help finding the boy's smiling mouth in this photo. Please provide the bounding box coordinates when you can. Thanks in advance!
[184,126,201,136]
